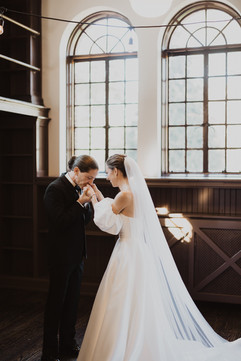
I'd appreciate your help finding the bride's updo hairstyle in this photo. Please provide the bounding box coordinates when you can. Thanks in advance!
[68,155,98,172]
[106,154,127,178]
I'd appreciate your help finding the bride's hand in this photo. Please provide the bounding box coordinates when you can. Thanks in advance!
[83,185,98,203]
[91,183,104,201]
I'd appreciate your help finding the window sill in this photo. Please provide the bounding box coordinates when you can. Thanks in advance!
[96,173,241,188]
[146,174,241,188]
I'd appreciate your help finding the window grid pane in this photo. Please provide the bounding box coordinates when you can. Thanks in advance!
[69,14,138,172]
[166,5,241,174]
[73,57,138,171]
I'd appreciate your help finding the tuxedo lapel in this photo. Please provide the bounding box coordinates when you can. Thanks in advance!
[60,174,79,201]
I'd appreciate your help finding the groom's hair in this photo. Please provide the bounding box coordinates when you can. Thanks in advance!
[106,154,127,178]
[68,155,98,173]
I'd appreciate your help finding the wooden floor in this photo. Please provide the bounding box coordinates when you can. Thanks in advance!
[0,288,241,361]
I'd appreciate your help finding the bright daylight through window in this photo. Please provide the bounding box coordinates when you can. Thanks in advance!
[162,3,241,174]
[67,13,138,172]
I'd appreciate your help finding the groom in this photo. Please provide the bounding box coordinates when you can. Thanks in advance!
[41,155,99,361]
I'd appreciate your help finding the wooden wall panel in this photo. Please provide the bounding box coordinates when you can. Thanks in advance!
[149,185,241,217]
[1,175,241,303]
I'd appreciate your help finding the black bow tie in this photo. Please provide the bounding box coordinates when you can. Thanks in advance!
[75,185,81,192]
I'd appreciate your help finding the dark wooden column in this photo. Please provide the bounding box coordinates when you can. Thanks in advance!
[0,98,50,176]
[36,116,49,177]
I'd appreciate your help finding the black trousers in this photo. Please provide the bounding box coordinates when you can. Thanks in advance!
[42,261,84,355]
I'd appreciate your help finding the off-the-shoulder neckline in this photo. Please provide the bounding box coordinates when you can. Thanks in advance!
[120,212,134,219]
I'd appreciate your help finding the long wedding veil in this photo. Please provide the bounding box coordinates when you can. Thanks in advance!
[124,156,227,348]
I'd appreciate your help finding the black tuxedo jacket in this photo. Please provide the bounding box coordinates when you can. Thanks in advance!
[44,174,92,266]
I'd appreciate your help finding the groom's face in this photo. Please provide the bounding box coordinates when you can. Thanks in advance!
[74,167,98,189]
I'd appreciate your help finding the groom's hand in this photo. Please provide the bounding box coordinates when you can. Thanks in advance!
[82,185,100,204]
[78,186,92,204]
[83,185,95,199]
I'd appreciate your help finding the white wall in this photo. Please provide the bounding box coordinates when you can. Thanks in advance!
[41,0,241,177]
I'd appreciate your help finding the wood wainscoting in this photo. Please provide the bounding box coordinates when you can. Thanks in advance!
[0,176,241,304]
[160,215,241,304]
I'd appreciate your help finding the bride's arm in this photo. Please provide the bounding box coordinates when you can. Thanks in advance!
[91,183,104,201]
[85,185,131,215]
[93,197,123,235]
[84,184,103,206]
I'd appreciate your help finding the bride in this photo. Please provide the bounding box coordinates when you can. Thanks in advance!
[77,154,241,361]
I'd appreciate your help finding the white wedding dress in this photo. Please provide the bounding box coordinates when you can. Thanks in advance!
[77,157,241,361]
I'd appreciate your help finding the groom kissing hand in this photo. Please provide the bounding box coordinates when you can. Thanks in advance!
[41,155,98,361]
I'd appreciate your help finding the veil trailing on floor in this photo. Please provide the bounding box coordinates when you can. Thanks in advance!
[124,156,239,352]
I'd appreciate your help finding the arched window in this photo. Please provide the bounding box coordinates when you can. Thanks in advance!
[162,1,241,174]
[67,12,138,172]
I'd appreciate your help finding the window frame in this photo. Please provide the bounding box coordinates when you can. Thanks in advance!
[161,1,241,175]
[66,11,138,168]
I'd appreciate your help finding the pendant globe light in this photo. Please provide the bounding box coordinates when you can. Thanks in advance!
[129,0,173,17]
